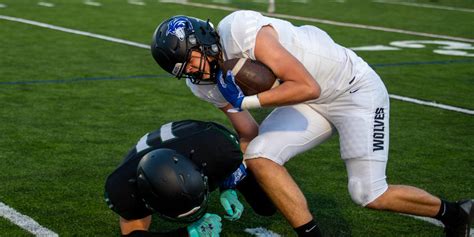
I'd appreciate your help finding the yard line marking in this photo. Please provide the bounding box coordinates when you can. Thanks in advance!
[389,94,474,115]
[212,0,232,4]
[0,75,163,85]
[291,0,307,3]
[158,0,188,3]
[0,201,58,237]
[401,214,474,237]
[0,15,472,115]
[84,0,102,7]
[245,227,281,237]
[38,2,55,7]
[371,59,474,67]
[0,15,149,49]
[128,0,146,6]
[351,45,400,51]
[0,3,7,8]
[162,1,474,43]
[373,0,474,13]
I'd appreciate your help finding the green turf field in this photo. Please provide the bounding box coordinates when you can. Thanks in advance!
[0,0,473,236]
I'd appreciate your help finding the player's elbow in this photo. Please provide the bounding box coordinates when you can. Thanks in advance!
[306,82,320,100]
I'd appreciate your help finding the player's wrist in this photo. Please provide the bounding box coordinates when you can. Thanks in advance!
[241,95,261,110]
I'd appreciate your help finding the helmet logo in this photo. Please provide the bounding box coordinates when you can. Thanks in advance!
[166,17,193,41]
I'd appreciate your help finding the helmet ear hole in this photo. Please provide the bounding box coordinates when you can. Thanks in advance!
[211,44,219,54]
[188,35,197,45]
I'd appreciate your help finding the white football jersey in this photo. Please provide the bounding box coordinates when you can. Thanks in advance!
[185,79,229,108]
[217,10,372,103]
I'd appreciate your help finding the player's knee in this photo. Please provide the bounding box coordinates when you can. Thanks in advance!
[347,178,371,206]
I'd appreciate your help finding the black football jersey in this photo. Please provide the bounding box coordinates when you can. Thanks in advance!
[104,120,243,220]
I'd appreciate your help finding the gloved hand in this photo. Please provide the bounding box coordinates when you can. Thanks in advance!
[187,213,222,237]
[220,163,247,189]
[217,70,245,112]
[219,189,244,221]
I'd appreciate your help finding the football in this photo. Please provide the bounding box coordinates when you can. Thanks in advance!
[221,58,279,96]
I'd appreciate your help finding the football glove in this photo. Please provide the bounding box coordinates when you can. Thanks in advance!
[187,213,222,237]
[217,70,244,112]
[219,189,244,221]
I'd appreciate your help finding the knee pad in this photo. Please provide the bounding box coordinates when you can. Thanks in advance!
[348,177,388,206]
[348,178,371,206]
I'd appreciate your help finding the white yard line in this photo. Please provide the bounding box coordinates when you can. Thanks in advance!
[389,95,474,115]
[0,3,7,8]
[245,227,282,237]
[212,0,232,4]
[351,45,400,51]
[38,2,55,7]
[0,15,149,49]
[0,14,472,116]
[128,0,146,6]
[373,0,474,13]
[158,0,188,2]
[290,0,308,3]
[83,0,102,7]
[161,1,474,43]
[0,202,58,237]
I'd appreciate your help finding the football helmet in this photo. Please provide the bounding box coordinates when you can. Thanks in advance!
[136,148,209,223]
[151,15,221,83]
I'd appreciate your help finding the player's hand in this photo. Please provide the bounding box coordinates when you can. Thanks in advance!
[217,70,244,112]
[220,163,247,189]
[187,213,222,237]
[219,189,244,221]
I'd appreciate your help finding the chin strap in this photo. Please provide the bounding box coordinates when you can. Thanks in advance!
[208,59,220,83]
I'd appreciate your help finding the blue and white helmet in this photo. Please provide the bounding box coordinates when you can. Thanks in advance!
[151,15,221,83]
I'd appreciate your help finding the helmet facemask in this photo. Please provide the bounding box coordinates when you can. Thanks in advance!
[179,48,220,85]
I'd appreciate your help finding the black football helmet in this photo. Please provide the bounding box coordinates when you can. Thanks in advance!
[151,15,221,84]
[136,148,209,223]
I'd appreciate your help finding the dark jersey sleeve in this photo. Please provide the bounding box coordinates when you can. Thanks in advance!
[104,147,153,220]
[104,120,243,220]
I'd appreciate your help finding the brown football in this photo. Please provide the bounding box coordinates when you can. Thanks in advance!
[221,58,279,96]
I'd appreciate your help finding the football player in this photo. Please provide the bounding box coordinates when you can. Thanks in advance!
[104,120,275,236]
[150,12,473,237]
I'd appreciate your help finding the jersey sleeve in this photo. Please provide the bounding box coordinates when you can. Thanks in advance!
[185,79,229,108]
[104,148,153,220]
[217,10,272,60]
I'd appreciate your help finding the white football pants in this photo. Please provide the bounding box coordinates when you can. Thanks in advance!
[245,69,389,206]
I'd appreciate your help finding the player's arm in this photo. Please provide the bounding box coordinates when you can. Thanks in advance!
[219,103,258,152]
[254,25,320,106]
[120,216,151,236]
